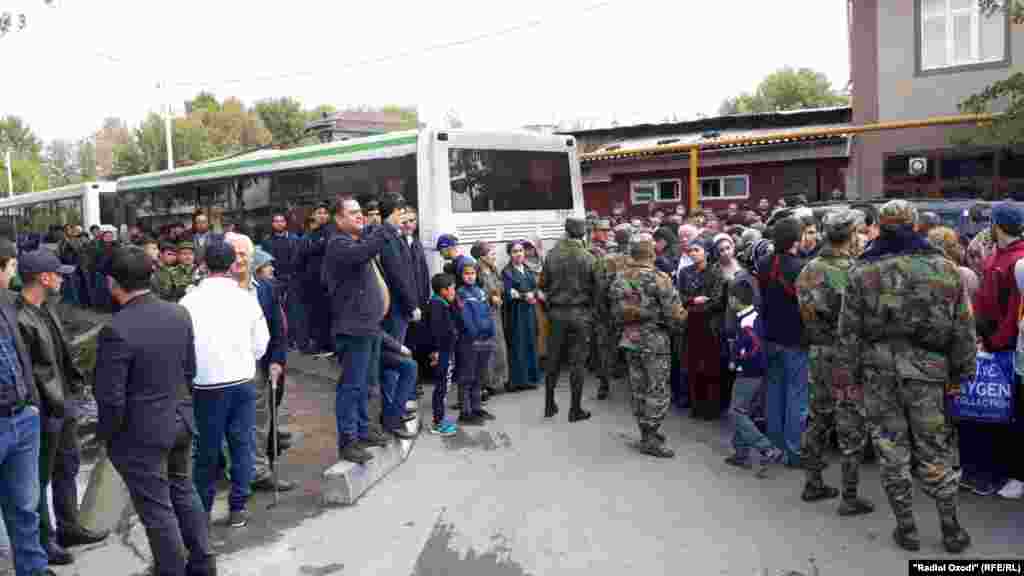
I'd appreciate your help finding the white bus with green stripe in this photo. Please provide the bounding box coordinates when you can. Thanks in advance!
[115,129,584,271]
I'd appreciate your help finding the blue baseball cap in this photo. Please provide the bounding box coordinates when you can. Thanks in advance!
[991,202,1024,229]
[436,234,459,251]
[18,249,74,276]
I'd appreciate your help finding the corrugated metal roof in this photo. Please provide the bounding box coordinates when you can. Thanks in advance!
[582,123,851,162]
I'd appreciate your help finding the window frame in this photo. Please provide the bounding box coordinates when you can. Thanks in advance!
[915,0,1012,76]
[697,174,750,200]
[629,178,682,205]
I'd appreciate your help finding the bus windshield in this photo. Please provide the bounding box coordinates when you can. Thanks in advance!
[449,148,573,213]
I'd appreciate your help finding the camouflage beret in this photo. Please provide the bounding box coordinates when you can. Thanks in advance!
[595,219,611,231]
[159,242,177,252]
[879,199,917,226]
[177,240,195,251]
[822,208,864,242]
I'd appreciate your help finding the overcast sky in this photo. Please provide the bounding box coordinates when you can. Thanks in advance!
[4,0,850,143]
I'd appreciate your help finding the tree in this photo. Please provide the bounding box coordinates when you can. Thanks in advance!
[0,155,47,196]
[0,115,43,160]
[77,139,97,181]
[43,139,79,186]
[186,91,221,114]
[254,97,307,144]
[0,0,53,39]
[718,67,849,116]
[306,104,337,122]
[958,1,1024,145]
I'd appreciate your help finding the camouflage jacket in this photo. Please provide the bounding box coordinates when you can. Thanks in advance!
[153,264,194,302]
[594,252,630,320]
[608,259,687,355]
[795,243,857,347]
[589,240,612,260]
[834,249,977,400]
[540,238,597,309]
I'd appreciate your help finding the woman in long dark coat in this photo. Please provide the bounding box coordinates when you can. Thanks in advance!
[677,238,726,420]
[502,241,541,392]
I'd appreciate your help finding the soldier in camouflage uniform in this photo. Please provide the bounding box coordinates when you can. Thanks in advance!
[609,232,687,457]
[593,225,632,399]
[589,219,613,258]
[152,242,178,301]
[834,200,975,554]
[587,219,613,376]
[795,209,874,516]
[540,217,598,422]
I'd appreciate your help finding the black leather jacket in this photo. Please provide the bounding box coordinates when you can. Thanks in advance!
[15,295,82,419]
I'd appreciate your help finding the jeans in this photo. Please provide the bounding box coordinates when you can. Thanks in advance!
[458,345,492,418]
[193,384,256,513]
[764,342,809,465]
[282,279,305,349]
[381,358,416,430]
[729,376,774,457]
[334,334,382,446]
[0,406,49,575]
[382,299,410,345]
[432,349,455,424]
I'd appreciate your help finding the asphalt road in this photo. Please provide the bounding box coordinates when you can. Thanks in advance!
[51,363,1023,576]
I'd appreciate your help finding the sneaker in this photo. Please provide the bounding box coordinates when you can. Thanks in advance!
[458,413,485,426]
[756,447,783,478]
[475,409,496,421]
[228,509,249,528]
[359,430,389,448]
[431,420,457,437]
[997,479,1024,499]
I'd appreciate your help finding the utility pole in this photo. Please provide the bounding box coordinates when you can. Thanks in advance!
[4,149,11,197]
[158,81,175,171]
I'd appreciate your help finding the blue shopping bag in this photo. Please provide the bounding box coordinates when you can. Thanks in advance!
[948,350,1016,424]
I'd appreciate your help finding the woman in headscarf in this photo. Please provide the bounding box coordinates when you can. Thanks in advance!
[677,237,726,420]
[522,239,549,363]
[714,232,745,412]
[502,241,541,391]
[471,241,510,396]
[928,226,979,302]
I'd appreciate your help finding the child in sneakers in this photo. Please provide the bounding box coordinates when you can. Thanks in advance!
[427,273,459,437]
[454,256,497,426]
[724,278,782,477]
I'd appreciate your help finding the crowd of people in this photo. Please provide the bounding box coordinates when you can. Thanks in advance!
[0,190,1020,574]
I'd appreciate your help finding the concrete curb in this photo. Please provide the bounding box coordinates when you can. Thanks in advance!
[321,416,420,507]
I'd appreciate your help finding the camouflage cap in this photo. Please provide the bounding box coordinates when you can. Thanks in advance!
[821,208,864,242]
[177,240,195,251]
[878,199,918,227]
[595,219,611,231]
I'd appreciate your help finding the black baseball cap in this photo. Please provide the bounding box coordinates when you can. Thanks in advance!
[18,249,74,276]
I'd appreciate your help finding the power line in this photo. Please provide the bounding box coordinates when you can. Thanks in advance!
[170,0,615,89]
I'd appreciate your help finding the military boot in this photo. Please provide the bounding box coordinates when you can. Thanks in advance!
[938,499,971,554]
[544,384,559,418]
[568,380,591,423]
[837,461,874,516]
[597,380,610,400]
[637,426,674,459]
[801,474,840,502]
[892,522,921,552]
[888,488,920,551]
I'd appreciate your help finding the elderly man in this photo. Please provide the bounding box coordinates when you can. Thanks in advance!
[322,195,402,464]
[180,235,269,529]
[224,233,294,494]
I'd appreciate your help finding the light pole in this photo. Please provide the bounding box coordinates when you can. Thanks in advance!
[4,149,11,197]
[157,81,174,171]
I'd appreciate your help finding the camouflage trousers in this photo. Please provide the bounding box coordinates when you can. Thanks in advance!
[594,320,622,392]
[626,351,671,431]
[866,378,959,525]
[801,374,868,496]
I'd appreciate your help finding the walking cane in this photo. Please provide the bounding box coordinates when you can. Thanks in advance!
[267,372,280,509]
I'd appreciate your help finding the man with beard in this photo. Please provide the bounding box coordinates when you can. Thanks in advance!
[16,251,109,566]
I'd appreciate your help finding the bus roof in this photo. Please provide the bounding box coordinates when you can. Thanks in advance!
[0,181,115,210]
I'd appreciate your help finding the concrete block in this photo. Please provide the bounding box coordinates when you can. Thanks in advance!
[78,449,133,535]
[321,417,420,507]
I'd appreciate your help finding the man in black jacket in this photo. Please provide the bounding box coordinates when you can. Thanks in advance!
[16,251,108,566]
[322,195,401,464]
[0,242,53,576]
[378,193,420,344]
[402,207,431,397]
[297,203,332,356]
[94,247,215,576]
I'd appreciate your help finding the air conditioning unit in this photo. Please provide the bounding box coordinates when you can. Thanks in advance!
[908,157,928,176]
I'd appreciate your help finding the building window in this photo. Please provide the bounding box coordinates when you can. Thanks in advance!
[699,175,749,199]
[630,179,681,204]
[919,0,1008,73]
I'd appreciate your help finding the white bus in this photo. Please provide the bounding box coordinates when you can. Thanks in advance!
[0,181,117,240]
[115,129,584,271]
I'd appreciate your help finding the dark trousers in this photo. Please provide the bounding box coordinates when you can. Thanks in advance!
[111,421,213,576]
[305,285,331,353]
[432,349,455,424]
[37,417,61,549]
[544,308,592,406]
[0,406,48,575]
[458,344,491,418]
[334,334,382,447]
[193,384,256,513]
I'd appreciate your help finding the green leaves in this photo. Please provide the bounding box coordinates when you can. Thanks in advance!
[718,67,849,116]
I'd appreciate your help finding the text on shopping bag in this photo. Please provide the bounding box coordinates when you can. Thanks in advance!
[948,351,1016,424]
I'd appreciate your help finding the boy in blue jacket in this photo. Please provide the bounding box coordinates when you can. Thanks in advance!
[427,273,459,437]
[454,256,497,426]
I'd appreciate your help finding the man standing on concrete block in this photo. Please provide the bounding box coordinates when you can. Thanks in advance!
[95,246,216,576]
[322,195,402,464]
[15,250,109,566]
[0,240,53,575]
[181,236,269,529]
